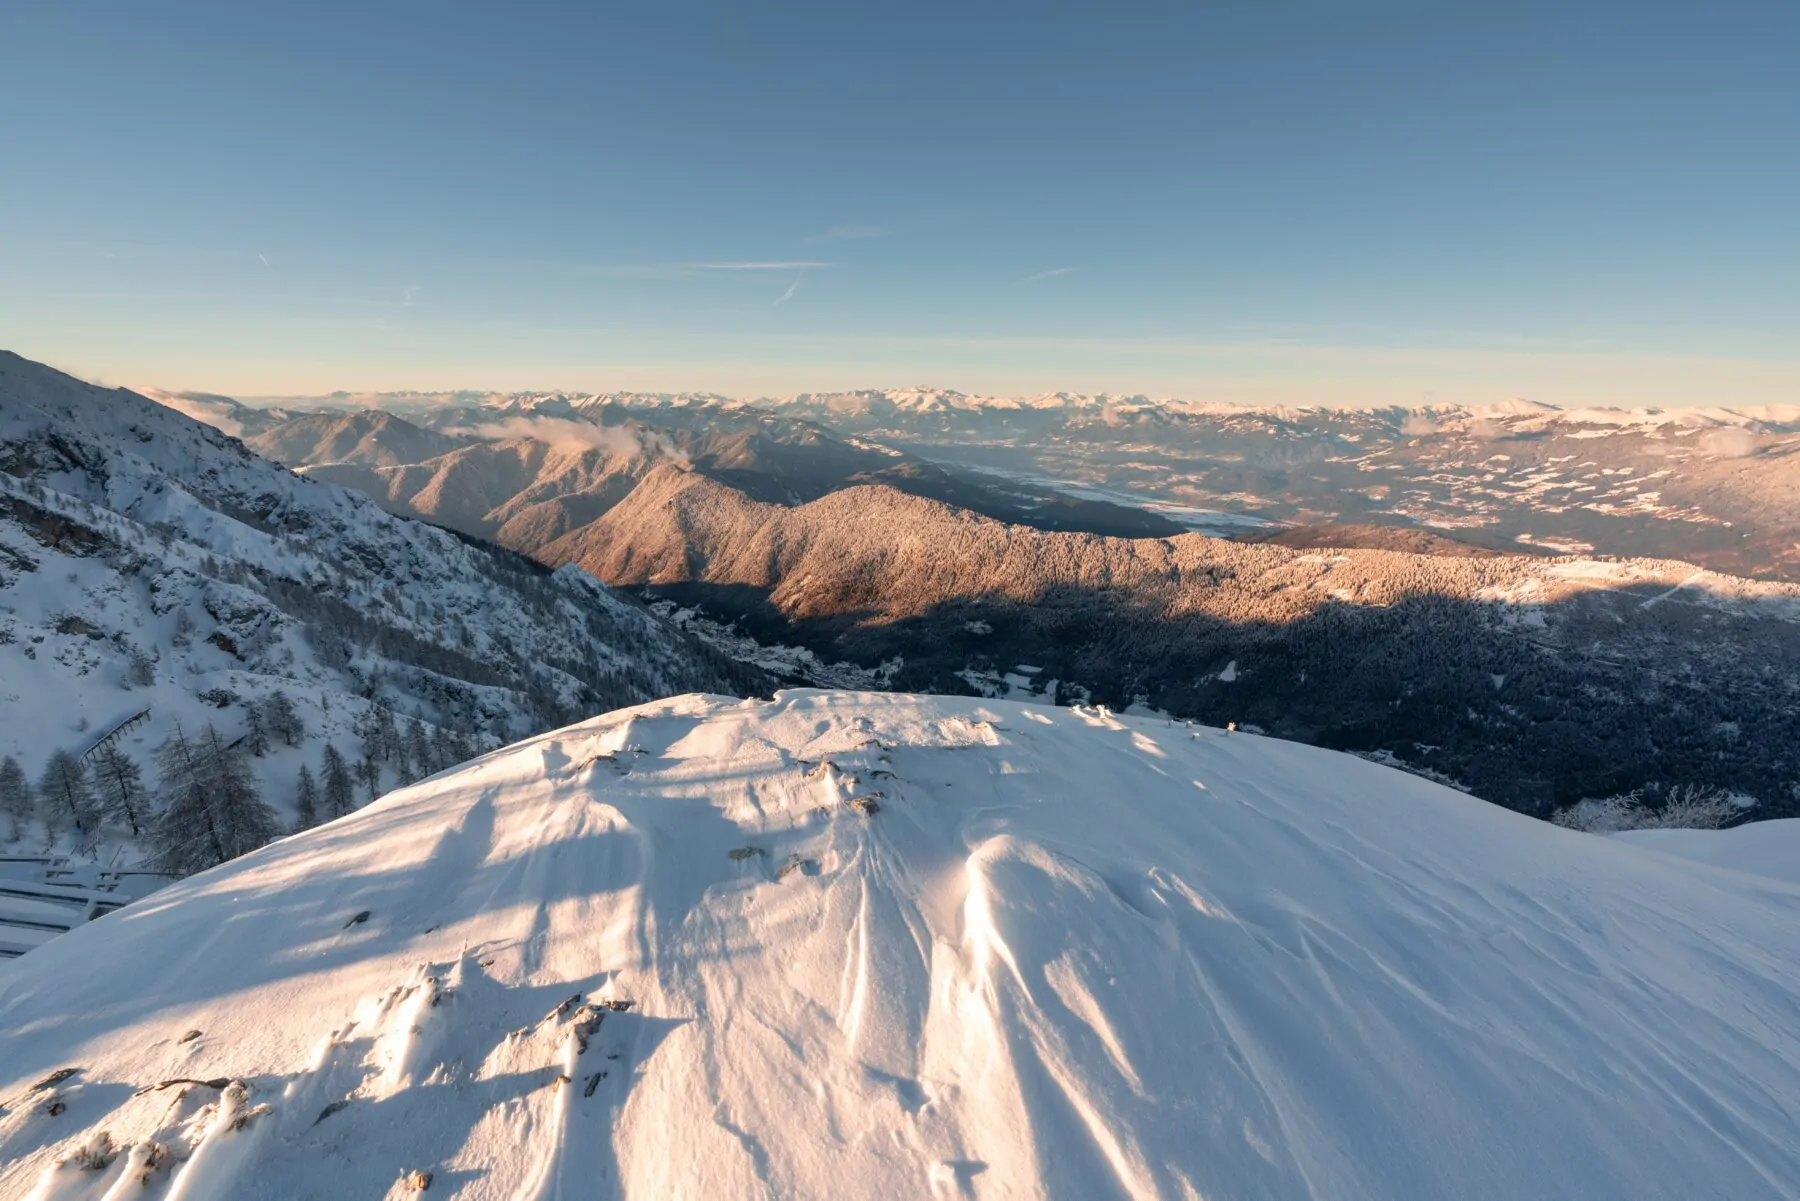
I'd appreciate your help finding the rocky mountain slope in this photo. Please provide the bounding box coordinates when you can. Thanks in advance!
[242,410,466,470]
[4,690,1800,1199]
[0,351,762,872]
[239,400,1185,543]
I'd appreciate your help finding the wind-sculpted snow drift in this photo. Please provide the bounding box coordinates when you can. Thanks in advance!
[4,691,1800,1199]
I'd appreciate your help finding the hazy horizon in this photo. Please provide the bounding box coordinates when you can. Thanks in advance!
[113,368,1800,415]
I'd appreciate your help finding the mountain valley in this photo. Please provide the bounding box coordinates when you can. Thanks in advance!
[165,384,1800,822]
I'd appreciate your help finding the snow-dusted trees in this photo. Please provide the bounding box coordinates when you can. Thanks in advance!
[263,690,305,748]
[152,723,281,876]
[38,749,96,839]
[92,743,149,836]
[430,726,456,774]
[0,756,33,841]
[293,764,320,832]
[357,704,399,766]
[321,744,355,820]
[243,702,270,758]
[1553,786,1742,833]
[404,721,432,782]
[356,754,383,803]
[124,644,157,688]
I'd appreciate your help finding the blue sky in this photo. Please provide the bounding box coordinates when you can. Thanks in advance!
[2,0,1796,405]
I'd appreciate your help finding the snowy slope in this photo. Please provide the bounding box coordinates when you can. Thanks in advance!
[1615,820,1800,885]
[4,691,1800,1200]
[0,350,759,869]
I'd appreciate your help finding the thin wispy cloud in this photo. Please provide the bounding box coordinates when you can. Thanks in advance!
[1020,266,1078,284]
[773,274,803,306]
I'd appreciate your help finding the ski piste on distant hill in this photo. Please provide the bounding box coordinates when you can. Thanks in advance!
[0,350,761,875]
[3,690,1799,1200]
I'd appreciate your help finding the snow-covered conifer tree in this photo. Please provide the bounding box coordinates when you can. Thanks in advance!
[293,763,320,832]
[39,749,96,839]
[153,723,280,876]
[264,690,305,747]
[0,755,34,841]
[92,743,149,836]
[322,744,355,820]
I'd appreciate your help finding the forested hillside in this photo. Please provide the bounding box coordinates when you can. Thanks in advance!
[545,468,1800,818]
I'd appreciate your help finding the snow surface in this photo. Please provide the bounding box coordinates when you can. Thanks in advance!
[1614,820,1800,886]
[5,691,1800,1199]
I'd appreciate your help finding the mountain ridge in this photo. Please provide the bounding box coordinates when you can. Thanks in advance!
[0,350,762,878]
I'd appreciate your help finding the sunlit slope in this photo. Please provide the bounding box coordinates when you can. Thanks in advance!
[4,691,1799,1199]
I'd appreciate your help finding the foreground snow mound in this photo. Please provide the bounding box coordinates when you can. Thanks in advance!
[1615,819,1800,886]
[4,692,1800,1200]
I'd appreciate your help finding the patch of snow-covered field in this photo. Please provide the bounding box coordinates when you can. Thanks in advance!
[4,690,1800,1199]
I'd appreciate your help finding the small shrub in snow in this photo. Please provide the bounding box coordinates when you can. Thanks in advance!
[1553,786,1742,834]
[58,1129,117,1171]
[1657,784,1747,830]
[124,644,158,687]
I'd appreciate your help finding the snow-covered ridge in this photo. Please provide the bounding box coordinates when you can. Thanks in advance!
[3,690,1799,1199]
[0,350,755,873]
[779,389,1800,431]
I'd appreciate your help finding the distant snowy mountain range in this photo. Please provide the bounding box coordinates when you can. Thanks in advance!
[4,690,1800,1198]
[144,382,1800,432]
